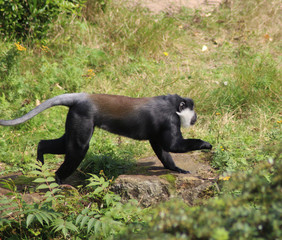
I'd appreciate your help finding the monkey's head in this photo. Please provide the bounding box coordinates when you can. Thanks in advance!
[176,98,197,128]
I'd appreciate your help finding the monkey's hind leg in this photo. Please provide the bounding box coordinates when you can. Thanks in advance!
[55,116,94,184]
[37,134,66,165]
[149,140,190,174]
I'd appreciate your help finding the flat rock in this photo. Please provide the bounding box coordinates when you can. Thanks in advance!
[112,151,216,207]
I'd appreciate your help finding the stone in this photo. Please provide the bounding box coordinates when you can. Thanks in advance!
[111,152,216,207]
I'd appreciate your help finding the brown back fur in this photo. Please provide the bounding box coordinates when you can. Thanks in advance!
[89,94,150,117]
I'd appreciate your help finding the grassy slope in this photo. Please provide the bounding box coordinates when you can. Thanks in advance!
[0,0,281,178]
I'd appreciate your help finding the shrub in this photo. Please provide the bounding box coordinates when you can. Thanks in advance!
[119,154,282,239]
[0,164,144,239]
[0,0,86,40]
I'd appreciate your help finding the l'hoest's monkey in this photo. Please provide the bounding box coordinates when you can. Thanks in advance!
[0,93,212,184]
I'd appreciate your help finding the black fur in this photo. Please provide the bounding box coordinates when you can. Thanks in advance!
[0,93,212,183]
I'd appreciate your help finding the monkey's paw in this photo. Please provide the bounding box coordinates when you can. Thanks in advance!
[175,167,191,174]
[200,141,212,150]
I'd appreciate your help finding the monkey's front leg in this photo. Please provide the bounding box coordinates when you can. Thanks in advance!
[167,139,212,153]
[160,130,212,153]
[149,139,190,173]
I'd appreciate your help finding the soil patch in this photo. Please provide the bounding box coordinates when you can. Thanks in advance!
[127,0,224,13]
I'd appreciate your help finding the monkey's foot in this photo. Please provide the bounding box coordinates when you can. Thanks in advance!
[174,167,191,174]
[200,141,212,150]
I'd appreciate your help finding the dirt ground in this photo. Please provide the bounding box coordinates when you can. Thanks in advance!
[127,0,224,13]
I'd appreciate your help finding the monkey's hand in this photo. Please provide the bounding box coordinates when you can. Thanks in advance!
[200,141,212,150]
[175,166,190,174]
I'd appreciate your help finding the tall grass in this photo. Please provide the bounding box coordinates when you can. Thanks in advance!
[0,0,281,175]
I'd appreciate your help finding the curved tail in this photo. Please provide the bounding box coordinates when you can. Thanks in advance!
[0,93,87,126]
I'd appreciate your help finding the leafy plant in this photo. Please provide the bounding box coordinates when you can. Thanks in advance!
[52,218,78,238]
[119,155,282,239]
[0,46,20,80]
[0,177,60,239]
[0,0,86,40]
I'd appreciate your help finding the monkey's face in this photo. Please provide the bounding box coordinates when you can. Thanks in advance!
[176,100,197,128]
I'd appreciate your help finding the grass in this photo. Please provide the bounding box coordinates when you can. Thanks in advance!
[0,0,281,179]
[0,0,281,239]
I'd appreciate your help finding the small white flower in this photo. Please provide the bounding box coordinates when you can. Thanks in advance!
[202,45,208,52]
[268,157,274,165]
[258,225,263,230]
[223,81,228,86]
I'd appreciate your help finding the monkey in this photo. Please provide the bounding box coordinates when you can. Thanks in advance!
[0,93,212,184]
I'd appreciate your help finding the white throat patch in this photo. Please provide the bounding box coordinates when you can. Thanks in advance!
[176,109,195,128]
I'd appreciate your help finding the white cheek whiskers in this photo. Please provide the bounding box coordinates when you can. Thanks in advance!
[176,109,195,128]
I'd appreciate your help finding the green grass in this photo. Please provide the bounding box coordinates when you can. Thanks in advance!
[0,0,281,239]
[0,0,280,176]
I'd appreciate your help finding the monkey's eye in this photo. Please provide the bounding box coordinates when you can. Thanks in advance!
[179,102,186,112]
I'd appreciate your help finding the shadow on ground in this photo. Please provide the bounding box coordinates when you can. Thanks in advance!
[0,151,216,207]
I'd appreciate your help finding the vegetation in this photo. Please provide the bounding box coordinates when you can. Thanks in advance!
[120,157,282,240]
[0,0,281,239]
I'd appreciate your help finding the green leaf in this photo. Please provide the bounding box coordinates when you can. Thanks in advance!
[46,176,55,182]
[53,218,78,238]
[99,177,105,184]
[65,221,78,232]
[51,188,61,194]
[37,184,49,190]
[87,218,96,233]
[34,212,43,225]
[94,186,103,195]
[94,220,102,233]
[80,216,90,228]
[37,212,50,225]
[49,182,59,188]
[102,181,109,189]
[26,214,35,227]
[44,191,52,198]
[76,214,83,225]
[87,182,101,187]
[52,218,65,232]
[82,208,90,215]
[29,170,42,175]
[33,177,46,183]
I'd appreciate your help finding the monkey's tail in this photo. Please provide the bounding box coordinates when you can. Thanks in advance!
[0,93,87,126]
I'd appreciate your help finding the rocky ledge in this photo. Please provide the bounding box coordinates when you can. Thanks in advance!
[112,152,216,207]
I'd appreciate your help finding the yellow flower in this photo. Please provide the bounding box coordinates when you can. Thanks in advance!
[277,120,282,124]
[82,69,96,79]
[15,42,26,51]
[40,45,49,52]
[219,176,231,181]
[163,52,169,56]
[220,146,225,151]
[87,69,95,78]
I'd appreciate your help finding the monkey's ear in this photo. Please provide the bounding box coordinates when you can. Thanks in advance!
[178,102,186,112]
